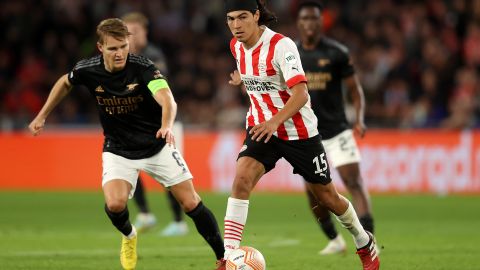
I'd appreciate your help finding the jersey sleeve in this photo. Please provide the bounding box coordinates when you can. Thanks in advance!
[274,37,307,89]
[142,65,166,84]
[67,63,84,86]
[142,64,170,95]
[338,47,355,78]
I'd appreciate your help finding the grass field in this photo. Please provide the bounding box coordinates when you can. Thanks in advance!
[0,191,479,270]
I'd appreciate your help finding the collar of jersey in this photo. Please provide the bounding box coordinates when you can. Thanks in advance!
[242,26,270,52]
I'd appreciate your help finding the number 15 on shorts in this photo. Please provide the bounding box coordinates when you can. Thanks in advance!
[313,153,328,177]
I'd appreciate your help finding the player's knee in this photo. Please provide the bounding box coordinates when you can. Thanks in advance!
[232,174,254,199]
[317,191,341,211]
[343,176,363,191]
[106,199,127,213]
[177,194,200,212]
[181,198,200,212]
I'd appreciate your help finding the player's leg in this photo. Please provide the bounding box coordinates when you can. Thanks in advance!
[169,180,224,261]
[337,163,374,233]
[307,182,378,269]
[144,145,224,267]
[132,177,157,232]
[283,136,379,269]
[160,190,189,236]
[305,187,346,255]
[223,131,279,260]
[223,156,265,258]
[102,152,140,270]
[325,129,374,234]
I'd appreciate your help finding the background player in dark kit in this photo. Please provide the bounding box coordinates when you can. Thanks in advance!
[296,0,378,255]
[122,12,188,237]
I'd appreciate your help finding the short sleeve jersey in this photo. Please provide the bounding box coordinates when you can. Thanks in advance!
[230,26,318,141]
[68,54,166,159]
[298,37,354,139]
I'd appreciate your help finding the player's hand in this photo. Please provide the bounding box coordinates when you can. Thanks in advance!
[353,121,366,138]
[250,120,280,143]
[228,70,242,86]
[156,127,176,146]
[28,117,46,136]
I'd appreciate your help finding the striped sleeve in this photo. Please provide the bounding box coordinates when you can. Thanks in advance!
[274,38,307,89]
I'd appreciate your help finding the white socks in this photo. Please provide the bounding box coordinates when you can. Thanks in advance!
[223,197,249,258]
[335,201,370,248]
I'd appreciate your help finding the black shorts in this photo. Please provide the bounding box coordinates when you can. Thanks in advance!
[237,128,332,184]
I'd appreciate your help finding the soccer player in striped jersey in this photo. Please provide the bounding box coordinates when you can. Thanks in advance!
[219,1,379,269]
[29,18,224,270]
[296,1,378,256]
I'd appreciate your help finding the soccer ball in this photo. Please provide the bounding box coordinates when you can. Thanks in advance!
[226,246,266,270]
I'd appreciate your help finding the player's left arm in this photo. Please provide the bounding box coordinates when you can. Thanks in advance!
[149,78,177,145]
[251,38,308,143]
[344,75,366,138]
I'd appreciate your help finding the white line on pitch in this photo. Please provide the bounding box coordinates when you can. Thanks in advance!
[267,238,300,247]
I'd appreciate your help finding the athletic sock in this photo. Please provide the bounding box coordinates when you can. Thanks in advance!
[359,213,374,234]
[132,178,149,213]
[335,201,369,248]
[127,226,137,239]
[186,201,224,260]
[167,191,183,222]
[104,204,134,237]
[224,197,249,259]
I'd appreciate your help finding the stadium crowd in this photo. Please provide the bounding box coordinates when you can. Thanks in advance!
[1,0,479,130]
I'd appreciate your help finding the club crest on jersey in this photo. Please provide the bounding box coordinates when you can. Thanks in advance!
[258,63,267,73]
[126,83,139,91]
[95,85,105,93]
[284,51,297,64]
[318,59,330,67]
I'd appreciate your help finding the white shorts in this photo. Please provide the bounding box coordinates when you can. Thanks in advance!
[322,129,361,168]
[102,144,193,198]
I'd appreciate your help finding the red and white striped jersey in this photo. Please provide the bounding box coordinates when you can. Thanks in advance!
[230,27,319,140]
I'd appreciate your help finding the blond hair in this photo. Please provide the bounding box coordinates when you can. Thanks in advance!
[96,18,130,44]
[121,12,149,29]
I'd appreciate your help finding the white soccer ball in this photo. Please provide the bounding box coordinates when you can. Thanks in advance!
[226,246,266,270]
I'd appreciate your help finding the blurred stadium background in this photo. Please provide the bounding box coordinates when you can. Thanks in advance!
[1,0,480,269]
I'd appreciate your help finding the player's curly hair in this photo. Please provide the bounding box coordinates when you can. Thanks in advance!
[96,18,131,44]
[256,0,277,26]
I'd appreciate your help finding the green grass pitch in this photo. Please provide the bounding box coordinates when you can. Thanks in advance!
[0,191,478,269]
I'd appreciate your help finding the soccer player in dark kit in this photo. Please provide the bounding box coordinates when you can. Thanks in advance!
[296,0,379,257]
[220,0,380,269]
[28,18,224,270]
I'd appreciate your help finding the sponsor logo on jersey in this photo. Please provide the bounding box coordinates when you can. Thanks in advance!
[242,79,275,92]
[318,59,330,67]
[284,51,297,64]
[126,83,139,91]
[95,85,105,93]
[305,72,332,90]
[96,95,144,115]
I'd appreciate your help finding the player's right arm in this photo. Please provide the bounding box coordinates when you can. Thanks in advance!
[28,74,73,136]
